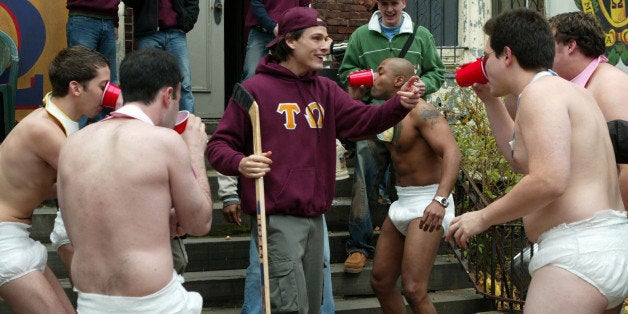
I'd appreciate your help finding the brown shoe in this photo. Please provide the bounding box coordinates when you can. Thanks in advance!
[344,252,367,273]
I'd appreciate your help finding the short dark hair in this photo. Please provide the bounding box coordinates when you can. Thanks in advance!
[119,48,183,105]
[548,11,605,58]
[49,46,110,97]
[484,9,554,70]
[269,29,306,62]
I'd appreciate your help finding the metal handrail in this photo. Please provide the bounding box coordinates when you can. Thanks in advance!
[451,166,532,311]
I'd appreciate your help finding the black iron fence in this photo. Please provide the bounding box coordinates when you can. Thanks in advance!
[452,167,535,311]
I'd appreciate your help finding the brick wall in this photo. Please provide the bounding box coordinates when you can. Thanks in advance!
[312,0,373,42]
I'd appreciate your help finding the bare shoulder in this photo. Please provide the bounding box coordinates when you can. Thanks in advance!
[413,99,440,120]
[588,64,628,120]
[15,108,66,147]
[524,77,586,109]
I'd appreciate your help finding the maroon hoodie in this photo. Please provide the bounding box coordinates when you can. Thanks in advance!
[206,55,410,217]
[67,0,121,27]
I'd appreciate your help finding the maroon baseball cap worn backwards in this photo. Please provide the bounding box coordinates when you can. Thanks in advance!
[265,7,327,48]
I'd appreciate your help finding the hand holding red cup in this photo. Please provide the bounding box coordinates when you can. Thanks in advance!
[174,110,190,134]
[101,82,122,109]
[455,57,488,87]
[348,69,375,87]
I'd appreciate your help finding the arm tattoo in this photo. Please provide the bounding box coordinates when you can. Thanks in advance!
[421,108,441,128]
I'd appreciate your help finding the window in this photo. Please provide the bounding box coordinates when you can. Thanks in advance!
[405,0,459,47]
[492,0,545,16]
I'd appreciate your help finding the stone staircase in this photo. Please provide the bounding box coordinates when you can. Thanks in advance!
[0,168,493,313]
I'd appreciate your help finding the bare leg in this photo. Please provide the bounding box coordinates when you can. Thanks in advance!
[524,265,607,314]
[0,267,74,313]
[618,165,627,209]
[43,266,75,313]
[57,243,74,282]
[401,218,442,314]
[371,217,405,313]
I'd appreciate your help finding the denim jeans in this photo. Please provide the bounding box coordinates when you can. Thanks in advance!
[67,15,118,84]
[347,139,390,257]
[67,15,118,127]
[241,216,334,314]
[136,29,194,113]
[241,27,274,81]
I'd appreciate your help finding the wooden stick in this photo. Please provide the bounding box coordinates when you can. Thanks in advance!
[231,83,271,313]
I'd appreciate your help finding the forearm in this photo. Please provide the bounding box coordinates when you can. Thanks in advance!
[435,147,462,197]
[481,174,561,226]
[216,172,240,206]
[483,97,516,163]
[250,0,275,32]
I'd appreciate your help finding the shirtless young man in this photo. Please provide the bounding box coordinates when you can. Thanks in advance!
[353,58,461,313]
[0,46,108,313]
[446,9,628,313]
[548,11,628,208]
[57,48,212,313]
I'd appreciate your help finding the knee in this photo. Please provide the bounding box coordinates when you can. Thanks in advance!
[402,281,429,304]
[370,272,395,294]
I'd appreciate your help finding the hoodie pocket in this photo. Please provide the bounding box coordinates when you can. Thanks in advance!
[274,167,326,213]
[269,260,299,312]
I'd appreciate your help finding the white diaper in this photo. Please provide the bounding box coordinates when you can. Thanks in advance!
[50,209,71,251]
[388,184,455,236]
[528,209,628,309]
[76,270,203,313]
[0,222,48,286]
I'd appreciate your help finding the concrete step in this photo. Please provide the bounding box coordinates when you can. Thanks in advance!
[1,288,488,314]
[181,257,473,307]
[44,231,454,278]
[0,256,475,312]
[29,194,390,243]
[201,288,491,313]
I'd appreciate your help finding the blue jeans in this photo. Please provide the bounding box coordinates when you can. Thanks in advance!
[136,29,194,113]
[347,139,390,257]
[241,216,334,314]
[241,27,274,81]
[66,14,118,127]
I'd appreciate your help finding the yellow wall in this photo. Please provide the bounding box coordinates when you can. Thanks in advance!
[1,1,68,120]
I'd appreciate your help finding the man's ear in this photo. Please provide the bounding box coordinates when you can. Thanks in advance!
[503,46,514,66]
[162,86,175,110]
[285,37,297,49]
[69,81,82,96]
[393,76,406,88]
[567,39,578,54]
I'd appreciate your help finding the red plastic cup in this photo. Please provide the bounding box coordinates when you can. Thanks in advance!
[101,82,121,109]
[455,57,488,87]
[348,69,374,87]
[174,110,190,134]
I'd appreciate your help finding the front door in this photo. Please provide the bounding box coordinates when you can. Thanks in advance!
[189,0,224,119]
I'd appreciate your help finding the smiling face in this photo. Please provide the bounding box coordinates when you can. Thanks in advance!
[286,25,332,75]
[377,0,407,28]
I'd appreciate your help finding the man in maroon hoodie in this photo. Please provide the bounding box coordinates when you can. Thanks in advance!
[207,7,423,313]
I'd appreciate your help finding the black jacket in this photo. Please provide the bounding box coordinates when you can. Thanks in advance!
[124,0,199,36]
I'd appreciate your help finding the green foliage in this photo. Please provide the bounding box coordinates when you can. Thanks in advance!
[437,85,522,201]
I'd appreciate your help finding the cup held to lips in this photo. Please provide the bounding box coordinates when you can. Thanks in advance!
[174,110,190,134]
[348,69,374,87]
[455,57,488,87]
[101,82,122,109]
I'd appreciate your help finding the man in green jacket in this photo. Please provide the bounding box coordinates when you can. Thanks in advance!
[338,0,445,273]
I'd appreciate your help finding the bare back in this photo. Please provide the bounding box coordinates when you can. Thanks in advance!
[58,116,207,296]
[511,76,624,241]
[0,108,66,223]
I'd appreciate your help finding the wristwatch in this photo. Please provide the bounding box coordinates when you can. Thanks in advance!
[433,196,449,208]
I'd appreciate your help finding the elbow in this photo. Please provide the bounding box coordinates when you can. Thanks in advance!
[186,202,213,236]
